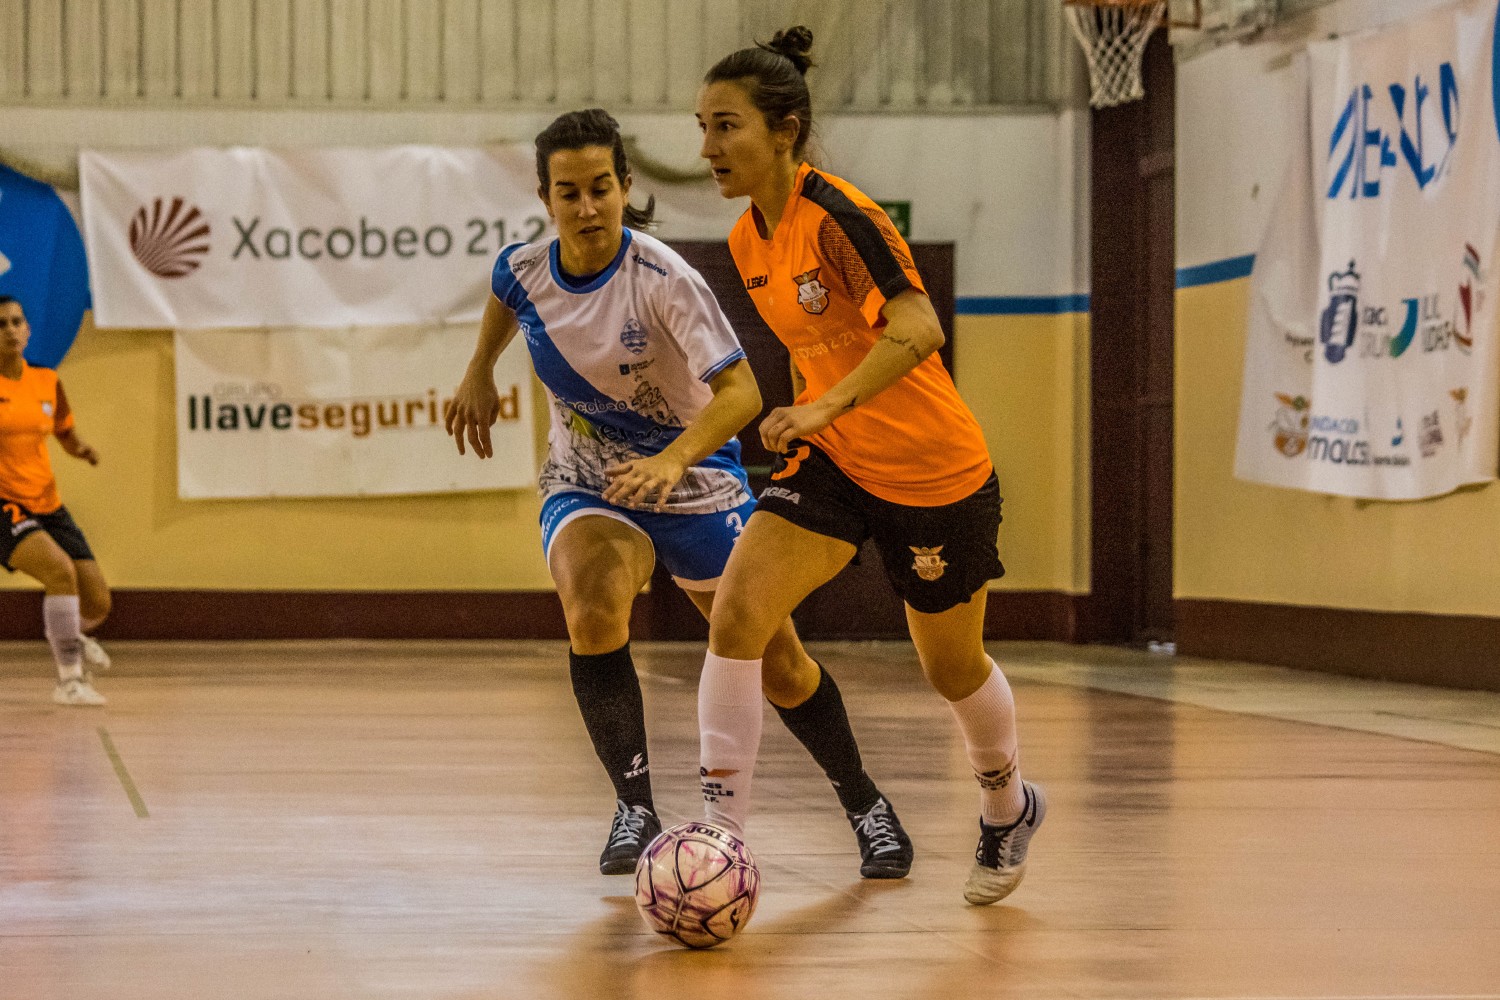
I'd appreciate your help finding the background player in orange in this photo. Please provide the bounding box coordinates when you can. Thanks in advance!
[0,295,112,706]
[691,28,1045,905]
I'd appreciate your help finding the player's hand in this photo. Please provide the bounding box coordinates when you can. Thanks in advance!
[444,372,502,458]
[60,435,99,465]
[603,453,686,511]
[759,402,835,453]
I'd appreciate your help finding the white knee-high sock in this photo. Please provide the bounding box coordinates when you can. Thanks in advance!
[43,595,84,683]
[947,658,1025,825]
[698,652,764,839]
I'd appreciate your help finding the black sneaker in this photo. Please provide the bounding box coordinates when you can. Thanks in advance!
[599,800,661,875]
[847,795,914,879]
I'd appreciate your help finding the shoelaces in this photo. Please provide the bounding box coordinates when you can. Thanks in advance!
[855,801,902,855]
[977,789,1034,866]
[607,805,649,849]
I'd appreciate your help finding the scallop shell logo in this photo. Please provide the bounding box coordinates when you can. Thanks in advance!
[129,197,211,278]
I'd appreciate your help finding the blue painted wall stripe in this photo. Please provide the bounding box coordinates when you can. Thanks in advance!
[1175,254,1257,289]
[954,253,1258,316]
[956,294,1090,315]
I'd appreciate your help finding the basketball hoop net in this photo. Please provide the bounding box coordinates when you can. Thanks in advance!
[1064,0,1167,108]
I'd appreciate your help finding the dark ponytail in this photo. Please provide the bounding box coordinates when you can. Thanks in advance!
[704,25,815,159]
[764,25,814,75]
[534,108,656,229]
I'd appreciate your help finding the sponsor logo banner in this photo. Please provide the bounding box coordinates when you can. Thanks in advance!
[82,146,548,328]
[174,325,533,499]
[0,164,91,366]
[1235,0,1500,500]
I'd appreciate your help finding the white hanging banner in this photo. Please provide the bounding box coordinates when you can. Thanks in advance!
[82,146,550,329]
[1235,0,1500,500]
[174,325,534,499]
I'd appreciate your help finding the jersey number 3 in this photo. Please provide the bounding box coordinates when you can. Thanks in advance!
[771,445,811,482]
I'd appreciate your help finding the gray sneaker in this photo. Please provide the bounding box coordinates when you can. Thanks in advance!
[964,780,1045,905]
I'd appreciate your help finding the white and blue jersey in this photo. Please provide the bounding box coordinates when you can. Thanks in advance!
[492,228,751,516]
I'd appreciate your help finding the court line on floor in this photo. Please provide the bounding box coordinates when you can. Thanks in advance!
[998,658,1500,757]
[636,670,688,686]
[1375,710,1500,731]
[97,727,150,819]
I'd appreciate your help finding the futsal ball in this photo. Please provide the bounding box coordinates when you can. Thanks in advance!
[634,821,760,949]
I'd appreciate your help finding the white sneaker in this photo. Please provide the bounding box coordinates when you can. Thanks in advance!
[82,635,112,672]
[53,678,108,706]
[964,780,1046,905]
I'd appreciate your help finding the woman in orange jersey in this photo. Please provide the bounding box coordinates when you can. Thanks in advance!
[689,28,1044,906]
[0,296,112,706]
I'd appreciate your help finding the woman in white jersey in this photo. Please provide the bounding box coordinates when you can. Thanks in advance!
[445,110,912,879]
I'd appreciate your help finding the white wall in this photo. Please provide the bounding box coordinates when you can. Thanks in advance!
[1,106,1083,302]
[1176,0,1469,270]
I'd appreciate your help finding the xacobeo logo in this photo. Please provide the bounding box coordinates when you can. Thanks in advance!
[130,197,211,278]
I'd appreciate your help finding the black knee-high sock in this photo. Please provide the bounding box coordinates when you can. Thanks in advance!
[569,644,654,810]
[773,664,882,814]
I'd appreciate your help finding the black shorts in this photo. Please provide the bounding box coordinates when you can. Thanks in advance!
[754,441,1004,614]
[1,501,95,571]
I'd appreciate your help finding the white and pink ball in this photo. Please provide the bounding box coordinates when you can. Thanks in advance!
[634,821,760,949]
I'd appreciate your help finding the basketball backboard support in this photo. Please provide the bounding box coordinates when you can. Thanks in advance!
[1169,0,1281,54]
[1063,0,1277,104]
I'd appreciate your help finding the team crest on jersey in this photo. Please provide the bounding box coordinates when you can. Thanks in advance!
[40,401,54,416]
[794,268,829,314]
[620,317,648,355]
[909,545,947,581]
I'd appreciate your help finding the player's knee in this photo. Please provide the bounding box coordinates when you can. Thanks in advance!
[557,574,635,648]
[82,588,112,626]
[562,591,629,626]
[707,590,778,660]
[569,622,631,656]
[33,557,77,594]
[759,652,816,706]
[918,652,991,702]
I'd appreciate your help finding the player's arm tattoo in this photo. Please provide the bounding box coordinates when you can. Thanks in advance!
[879,330,926,363]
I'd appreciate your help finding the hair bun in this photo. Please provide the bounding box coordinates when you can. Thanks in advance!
[764,25,814,75]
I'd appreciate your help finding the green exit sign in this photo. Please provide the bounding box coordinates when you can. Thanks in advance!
[876,200,911,238]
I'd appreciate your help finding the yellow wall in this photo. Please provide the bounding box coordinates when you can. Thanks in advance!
[955,312,1090,595]
[4,311,1091,597]
[33,277,1499,616]
[1,321,556,592]
[1176,278,1500,616]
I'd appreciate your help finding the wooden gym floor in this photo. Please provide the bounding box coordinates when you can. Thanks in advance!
[2,639,1498,1000]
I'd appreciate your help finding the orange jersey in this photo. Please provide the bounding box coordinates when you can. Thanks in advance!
[728,162,992,506]
[0,363,74,514]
